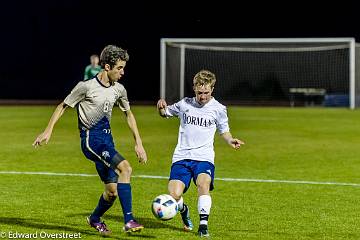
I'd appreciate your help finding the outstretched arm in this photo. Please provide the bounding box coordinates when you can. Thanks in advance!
[156,99,167,117]
[220,132,245,149]
[124,109,148,164]
[33,102,68,147]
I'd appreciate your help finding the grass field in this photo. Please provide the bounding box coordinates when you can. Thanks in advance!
[1,106,360,239]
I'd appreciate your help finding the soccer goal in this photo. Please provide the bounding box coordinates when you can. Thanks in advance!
[160,38,359,109]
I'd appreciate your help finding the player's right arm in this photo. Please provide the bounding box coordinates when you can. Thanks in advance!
[156,99,168,117]
[33,102,68,147]
[33,80,88,147]
[157,99,182,118]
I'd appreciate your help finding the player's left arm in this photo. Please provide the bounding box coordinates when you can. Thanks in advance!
[220,132,245,149]
[217,106,244,149]
[124,109,148,164]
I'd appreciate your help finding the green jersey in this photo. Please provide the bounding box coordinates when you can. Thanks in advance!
[84,65,102,80]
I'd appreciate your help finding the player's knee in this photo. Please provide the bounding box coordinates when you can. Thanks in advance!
[197,180,210,193]
[104,190,118,201]
[117,160,132,176]
[168,189,182,200]
[122,165,132,176]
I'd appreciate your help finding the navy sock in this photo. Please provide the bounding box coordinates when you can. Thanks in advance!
[90,195,115,222]
[117,183,134,223]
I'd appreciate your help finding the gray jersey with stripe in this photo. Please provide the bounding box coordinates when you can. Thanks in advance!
[64,77,130,130]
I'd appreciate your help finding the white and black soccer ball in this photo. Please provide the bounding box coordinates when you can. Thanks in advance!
[151,194,178,221]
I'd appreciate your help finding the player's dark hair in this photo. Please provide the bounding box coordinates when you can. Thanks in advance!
[100,45,129,69]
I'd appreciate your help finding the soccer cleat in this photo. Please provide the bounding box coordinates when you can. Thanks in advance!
[198,225,210,238]
[123,219,144,233]
[180,204,193,231]
[86,216,112,236]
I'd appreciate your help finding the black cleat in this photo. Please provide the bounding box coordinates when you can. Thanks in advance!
[198,224,210,238]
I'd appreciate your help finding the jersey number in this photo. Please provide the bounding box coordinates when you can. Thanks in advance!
[103,101,110,113]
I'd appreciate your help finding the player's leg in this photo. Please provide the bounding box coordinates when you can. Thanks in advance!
[87,163,118,236]
[193,162,215,238]
[168,180,193,231]
[97,132,143,232]
[169,161,193,231]
[168,180,185,212]
[115,157,144,232]
[196,173,212,237]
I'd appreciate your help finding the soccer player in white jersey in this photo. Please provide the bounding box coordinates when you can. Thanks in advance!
[33,45,147,236]
[157,70,244,237]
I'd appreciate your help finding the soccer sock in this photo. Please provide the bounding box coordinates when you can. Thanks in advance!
[177,196,184,212]
[117,183,134,224]
[198,195,212,226]
[90,194,115,222]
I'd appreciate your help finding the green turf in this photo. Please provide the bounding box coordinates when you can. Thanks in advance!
[1,106,360,239]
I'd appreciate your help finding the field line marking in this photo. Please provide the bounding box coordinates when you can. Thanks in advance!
[0,171,97,177]
[0,171,359,187]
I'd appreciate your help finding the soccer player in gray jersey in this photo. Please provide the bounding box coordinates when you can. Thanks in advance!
[157,70,245,237]
[33,45,147,236]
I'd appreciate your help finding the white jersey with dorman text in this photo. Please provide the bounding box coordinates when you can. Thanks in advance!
[64,76,130,130]
[165,97,230,165]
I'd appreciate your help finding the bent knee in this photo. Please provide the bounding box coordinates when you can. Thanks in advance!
[169,192,182,201]
[168,189,183,200]
[117,161,132,175]
[197,180,211,191]
[121,165,132,176]
[104,190,118,201]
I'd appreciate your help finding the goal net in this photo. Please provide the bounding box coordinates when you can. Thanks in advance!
[161,38,358,108]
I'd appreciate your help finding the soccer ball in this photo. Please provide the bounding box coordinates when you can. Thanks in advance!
[151,194,178,221]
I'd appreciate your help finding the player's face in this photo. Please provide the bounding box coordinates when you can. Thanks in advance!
[91,56,99,65]
[106,60,126,84]
[194,84,213,105]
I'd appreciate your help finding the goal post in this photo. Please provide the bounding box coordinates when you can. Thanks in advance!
[160,38,358,109]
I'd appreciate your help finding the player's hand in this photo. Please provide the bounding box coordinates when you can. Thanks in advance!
[157,99,167,110]
[135,144,147,164]
[228,138,245,149]
[32,131,52,148]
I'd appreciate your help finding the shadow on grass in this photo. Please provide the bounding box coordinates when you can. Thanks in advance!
[0,214,198,239]
[0,216,163,239]
[68,212,187,232]
[0,217,95,235]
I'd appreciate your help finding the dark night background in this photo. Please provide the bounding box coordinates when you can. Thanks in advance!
[0,0,358,103]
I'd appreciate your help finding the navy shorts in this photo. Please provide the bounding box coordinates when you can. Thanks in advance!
[80,129,125,184]
[169,159,215,193]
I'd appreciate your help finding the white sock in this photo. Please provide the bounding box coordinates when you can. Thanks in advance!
[198,195,211,225]
[177,196,184,212]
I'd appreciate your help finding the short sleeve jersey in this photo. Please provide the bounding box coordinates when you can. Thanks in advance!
[165,97,230,165]
[64,76,130,130]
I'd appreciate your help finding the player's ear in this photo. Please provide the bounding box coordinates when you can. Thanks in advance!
[104,64,111,71]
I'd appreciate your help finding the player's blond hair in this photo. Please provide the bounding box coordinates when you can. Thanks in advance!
[193,70,216,88]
